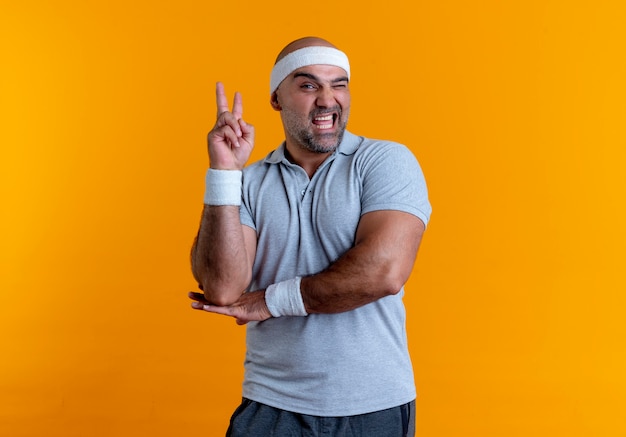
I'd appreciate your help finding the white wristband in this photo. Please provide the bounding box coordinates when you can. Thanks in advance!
[204,169,242,206]
[265,277,308,317]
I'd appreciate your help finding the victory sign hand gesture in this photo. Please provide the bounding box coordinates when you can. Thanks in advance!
[207,82,255,170]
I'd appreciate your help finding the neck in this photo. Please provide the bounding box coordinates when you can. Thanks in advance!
[284,141,333,178]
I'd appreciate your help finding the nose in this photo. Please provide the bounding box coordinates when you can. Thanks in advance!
[315,86,336,108]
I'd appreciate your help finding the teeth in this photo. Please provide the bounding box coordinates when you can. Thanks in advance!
[313,114,334,129]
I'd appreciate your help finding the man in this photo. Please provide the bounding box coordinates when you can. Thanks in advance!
[189,36,431,436]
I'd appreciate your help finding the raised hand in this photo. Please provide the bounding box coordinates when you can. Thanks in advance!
[207,82,255,170]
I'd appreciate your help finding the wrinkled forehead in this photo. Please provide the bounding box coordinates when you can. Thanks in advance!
[270,46,350,94]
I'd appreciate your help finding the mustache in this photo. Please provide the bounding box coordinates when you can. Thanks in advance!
[310,107,341,118]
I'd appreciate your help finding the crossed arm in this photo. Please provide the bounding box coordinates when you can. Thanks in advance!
[190,208,424,324]
[300,210,424,314]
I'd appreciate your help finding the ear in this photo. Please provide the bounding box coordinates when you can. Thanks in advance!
[270,92,282,111]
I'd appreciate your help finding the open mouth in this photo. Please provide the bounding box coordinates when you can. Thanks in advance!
[312,113,336,130]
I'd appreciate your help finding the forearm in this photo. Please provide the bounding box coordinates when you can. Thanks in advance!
[300,242,408,314]
[300,211,424,314]
[191,205,252,305]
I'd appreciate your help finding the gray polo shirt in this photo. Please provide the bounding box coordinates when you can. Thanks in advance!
[239,131,431,416]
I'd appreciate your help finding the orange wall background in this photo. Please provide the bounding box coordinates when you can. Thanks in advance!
[2,0,625,435]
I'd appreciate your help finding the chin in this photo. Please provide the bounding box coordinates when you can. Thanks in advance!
[305,134,342,154]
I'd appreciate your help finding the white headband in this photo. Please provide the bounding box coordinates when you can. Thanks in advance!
[270,46,350,94]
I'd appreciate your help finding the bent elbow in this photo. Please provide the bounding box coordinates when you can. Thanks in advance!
[378,266,409,297]
[201,271,252,306]
[204,290,240,307]
[382,279,405,297]
[202,284,242,306]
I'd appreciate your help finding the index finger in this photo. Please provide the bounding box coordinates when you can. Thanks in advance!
[215,82,229,117]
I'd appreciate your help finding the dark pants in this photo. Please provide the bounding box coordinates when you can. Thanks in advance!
[226,398,416,437]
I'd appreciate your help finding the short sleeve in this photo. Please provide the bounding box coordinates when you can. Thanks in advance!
[358,141,432,227]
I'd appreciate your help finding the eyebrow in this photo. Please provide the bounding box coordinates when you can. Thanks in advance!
[293,72,350,83]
